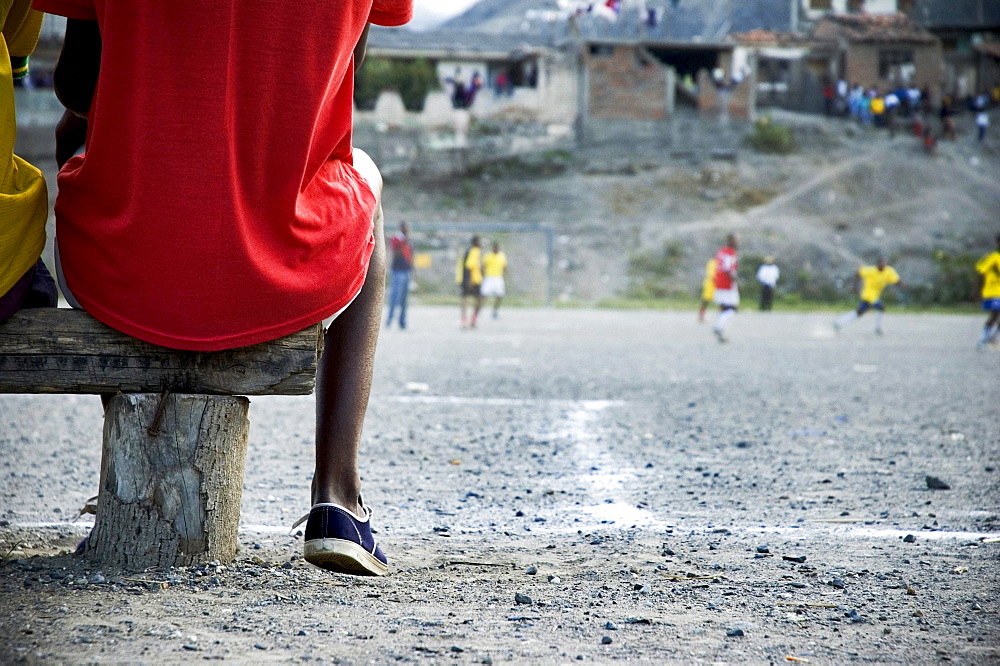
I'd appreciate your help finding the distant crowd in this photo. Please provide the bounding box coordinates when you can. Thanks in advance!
[822,79,996,148]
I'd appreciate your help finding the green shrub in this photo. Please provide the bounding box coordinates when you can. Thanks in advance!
[746,116,796,154]
[625,241,685,299]
[355,57,438,112]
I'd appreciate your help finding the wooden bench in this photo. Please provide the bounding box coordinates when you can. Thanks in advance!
[0,308,323,570]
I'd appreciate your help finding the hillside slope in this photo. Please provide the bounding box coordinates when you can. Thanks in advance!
[381,110,1000,304]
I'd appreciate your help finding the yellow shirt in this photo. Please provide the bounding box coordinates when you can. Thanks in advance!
[483,250,506,278]
[870,97,885,114]
[976,251,1000,299]
[0,0,47,296]
[701,258,716,300]
[455,245,482,285]
[858,265,900,303]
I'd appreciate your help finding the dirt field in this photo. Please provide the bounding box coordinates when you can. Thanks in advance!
[1,306,997,664]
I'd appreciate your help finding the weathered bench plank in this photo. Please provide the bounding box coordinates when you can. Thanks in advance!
[0,308,323,395]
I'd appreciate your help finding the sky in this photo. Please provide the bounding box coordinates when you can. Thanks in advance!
[409,0,482,31]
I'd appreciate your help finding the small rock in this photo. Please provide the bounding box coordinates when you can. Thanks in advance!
[906,587,917,596]
[514,592,533,605]
[604,621,617,630]
[281,561,293,570]
[846,609,863,622]
[830,578,846,589]
[253,643,267,650]
[726,628,744,637]
[90,573,106,584]
[525,565,538,575]
[601,636,613,645]
[903,534,917,543]
[756,545,769,554]
[548,575,561,584]
[662,547,675,556]
[925,476,951,490]
[296,630,307,636]
[782,555,807,563]
[451,646,464,653]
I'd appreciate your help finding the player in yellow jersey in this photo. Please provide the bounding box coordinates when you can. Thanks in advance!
[481,241,508,319]
[975,234,1000,349]
[456,235,483,329]
[834,257,904,335]
[697,257,716,323]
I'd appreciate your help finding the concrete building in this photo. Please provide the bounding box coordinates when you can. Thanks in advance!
[811,13,942,97]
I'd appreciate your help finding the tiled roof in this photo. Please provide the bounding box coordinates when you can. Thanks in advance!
[730,29,811,47]
[813,13,939,44]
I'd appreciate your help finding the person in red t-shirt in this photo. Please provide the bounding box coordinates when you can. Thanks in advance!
[711,233,740,343]
[37,0,413,576]
[386,221,413,329]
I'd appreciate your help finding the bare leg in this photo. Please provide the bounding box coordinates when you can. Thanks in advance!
[312,149,384,516]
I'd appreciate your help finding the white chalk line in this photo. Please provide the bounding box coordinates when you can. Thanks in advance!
[384,396,625,409]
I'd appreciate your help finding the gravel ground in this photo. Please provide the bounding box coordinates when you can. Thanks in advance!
[1,306,998,664]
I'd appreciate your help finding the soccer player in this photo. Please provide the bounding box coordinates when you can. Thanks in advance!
[711,233,739,342]
[834,257,904,335]
[974,234,1000,349]
[481,241,508,319]
[456,235,483,328]
[697,257,717,323]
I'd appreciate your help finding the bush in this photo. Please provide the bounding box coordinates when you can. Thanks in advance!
[746,116,796,154]
[355,58,438,112]
[625,241,685,299]
[926,250,980,305]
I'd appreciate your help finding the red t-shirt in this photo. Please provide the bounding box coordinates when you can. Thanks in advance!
[713,246,738,290]
[33,0,412,351]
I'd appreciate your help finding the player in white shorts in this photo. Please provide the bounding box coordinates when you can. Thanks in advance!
[481,241,508,319]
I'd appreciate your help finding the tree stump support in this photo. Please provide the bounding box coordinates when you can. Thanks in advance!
[87,393,250,569]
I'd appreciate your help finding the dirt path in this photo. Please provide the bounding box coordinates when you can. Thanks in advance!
[2,307,997,663]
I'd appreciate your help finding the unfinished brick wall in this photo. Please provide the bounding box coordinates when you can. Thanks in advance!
[586,46,668,121]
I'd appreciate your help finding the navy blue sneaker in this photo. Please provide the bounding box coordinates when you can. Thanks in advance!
[296,503,388,576]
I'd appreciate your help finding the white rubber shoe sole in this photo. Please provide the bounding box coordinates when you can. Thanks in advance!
[304,538,388,576]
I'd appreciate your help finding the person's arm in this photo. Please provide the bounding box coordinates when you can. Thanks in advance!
[52,18,101,166]
[354,23,371,72]
[53,18,101,116]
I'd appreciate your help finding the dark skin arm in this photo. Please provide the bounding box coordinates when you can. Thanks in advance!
[52,19,101,167]
[354,24,370,72]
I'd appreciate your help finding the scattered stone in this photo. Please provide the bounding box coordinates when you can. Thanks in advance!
[726,628,744,637]
[830,578,846,589]
[903,534,917,543]
[296,630,307,636]
[514,592,533,605]
[604,621,617,630]
[782,555,807,563]
[525,566,538,575]
[548,575,561,584]
[907,587,917,596]
[601,636,613,645]
[662,547,675,556]
[846,609,863,623]
[281,561,293,570]
[253,643,267,650]
[925,476,951,490]
[451,646,464,653]
[756,545,770,554]
[625,618,652,625]
[90,573,106,585]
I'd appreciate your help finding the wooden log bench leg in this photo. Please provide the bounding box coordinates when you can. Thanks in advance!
[86,393,250,569]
